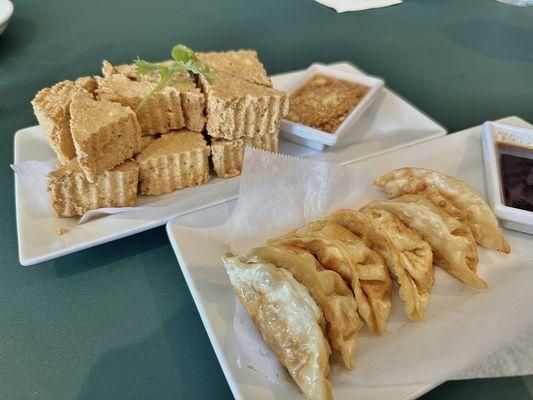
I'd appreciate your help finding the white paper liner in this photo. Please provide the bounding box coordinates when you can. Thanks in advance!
[229,147,533,388]
[11,159,182,224]
[230,150,370,254]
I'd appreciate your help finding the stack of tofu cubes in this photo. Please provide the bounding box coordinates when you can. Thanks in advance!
[197,51,288,178]
[31,50,288,217]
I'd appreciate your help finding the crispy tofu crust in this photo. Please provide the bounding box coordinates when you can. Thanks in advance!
[197,50,272,87]
[95,74,186,136]
[70,90,141,182]
[48,159,139,217]
[32,81,79,164]
[136,130,211,195]
[100,60,205,132]
[211,133,278,178]
[200,72,288,140]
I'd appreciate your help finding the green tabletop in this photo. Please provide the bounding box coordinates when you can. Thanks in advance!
[1,0,532,399]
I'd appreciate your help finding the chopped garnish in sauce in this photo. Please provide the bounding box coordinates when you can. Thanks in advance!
[287,74,369,133]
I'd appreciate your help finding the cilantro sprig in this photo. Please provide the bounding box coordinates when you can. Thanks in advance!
[134,44,215,112]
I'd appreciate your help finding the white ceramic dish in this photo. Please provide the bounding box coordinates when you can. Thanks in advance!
[0,0,13,35]
[14,62,446,266]
[280,63,385,150]
[481,121,533,234]
[166,116,533,400]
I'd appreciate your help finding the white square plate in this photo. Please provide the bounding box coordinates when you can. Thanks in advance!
[166,116,533,400]
[15,62,446,266]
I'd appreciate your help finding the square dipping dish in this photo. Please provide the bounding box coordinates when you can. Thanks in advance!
[482,121,533,234]
[281,63,385,150]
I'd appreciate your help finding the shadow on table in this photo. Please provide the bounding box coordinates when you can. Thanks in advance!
[444,19,533,62]
[52,226,169,278]
[76,264,234,400]
[77,311,233,400]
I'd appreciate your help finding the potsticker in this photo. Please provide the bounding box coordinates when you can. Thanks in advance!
[327,209,434,322]
[374,168,511,253]
[249,246,362,370]
[365,196,485,289]
[293,221,392,336]
[223,253,333,400]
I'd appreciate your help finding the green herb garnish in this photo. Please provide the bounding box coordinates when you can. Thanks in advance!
[134,44,215,112]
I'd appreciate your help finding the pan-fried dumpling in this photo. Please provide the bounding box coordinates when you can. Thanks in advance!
[393,193,476,241]
[364,196,485,289]
[416,185,471,221]
[222,253,332,400]
[249,246,362,370]
[267,234,378,336]
[327,209,434,322]
[374,168,511,253]
[293,221,392,336]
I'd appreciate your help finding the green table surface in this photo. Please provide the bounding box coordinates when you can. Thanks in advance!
[1,0,532,399]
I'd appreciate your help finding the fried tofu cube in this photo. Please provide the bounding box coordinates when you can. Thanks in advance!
[174,78,206,132]
[47,159,139,217]
[69,90,141,182]
[200,72,288,140]
[211,133,279,179]
[95,74,185,136]
[31,77,96,164]
[197,50,272,87]
[100,60,205,132]
[136,130,210,195]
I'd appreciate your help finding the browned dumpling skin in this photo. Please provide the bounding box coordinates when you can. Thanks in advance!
[293,221,392,336]
[364,196,485,289]
[417,185,471,221]
[223,253,333,400]
[374,168,511,254]
[249,246,362,370]
[267,234,370,333]
[327,209,434,322]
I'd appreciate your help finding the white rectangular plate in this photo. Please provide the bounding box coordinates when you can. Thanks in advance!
[15,62,446,265]
[166,116,533,400]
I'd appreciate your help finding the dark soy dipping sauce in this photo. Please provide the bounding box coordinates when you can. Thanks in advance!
[499,142,533,212]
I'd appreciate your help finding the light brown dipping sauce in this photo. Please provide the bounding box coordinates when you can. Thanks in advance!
[286,74,370,133]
